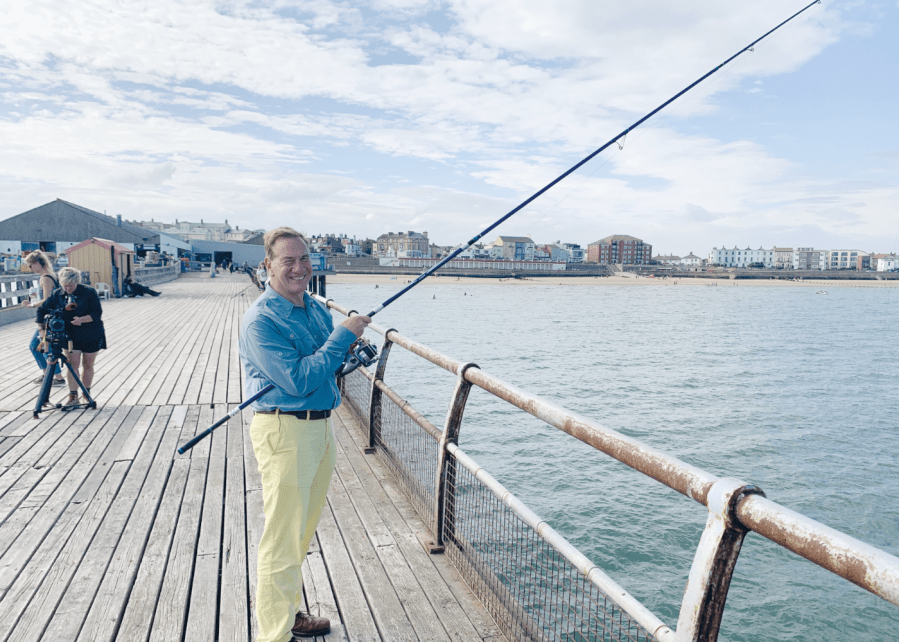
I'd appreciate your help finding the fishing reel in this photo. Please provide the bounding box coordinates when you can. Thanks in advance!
[337,337,379,378]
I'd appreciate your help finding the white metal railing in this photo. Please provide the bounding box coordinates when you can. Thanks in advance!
[320,294,899,642]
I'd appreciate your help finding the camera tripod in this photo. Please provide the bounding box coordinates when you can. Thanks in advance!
[33,347,96,419]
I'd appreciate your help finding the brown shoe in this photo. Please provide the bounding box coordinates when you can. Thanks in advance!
[62,392,79,408]
[292,612,330,638]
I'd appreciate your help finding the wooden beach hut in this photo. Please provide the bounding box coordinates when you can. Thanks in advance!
[66,237,135,297]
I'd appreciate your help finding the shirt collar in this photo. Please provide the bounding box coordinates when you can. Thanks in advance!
[263,286,311,317]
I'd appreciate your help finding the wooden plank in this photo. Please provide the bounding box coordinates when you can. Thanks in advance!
[41,404,171,640]
[331,427,451,642]
[0,460,130,641]
[0,436,21,460]
[116,456,190,641]
[0,407,128,589]
[246,486,264,642]
[219,399,249,642]
[334,407,502,641]
[183,404,228,642]
[304,537,350,642]
[76,406,179,642]
[326,471,419,640]
[184,304,229,406]
[332,412,495,642]
[148,454,208,642]
[315,499,381,642]
[219,453,249,642]
[209,294,235,406]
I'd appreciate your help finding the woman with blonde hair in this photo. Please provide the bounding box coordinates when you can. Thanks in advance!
[36,267,107,407]
[23,251,65,386]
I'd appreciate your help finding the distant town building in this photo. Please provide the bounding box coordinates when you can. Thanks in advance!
[709,247,775,268]
[341,237,362,257]
[380,256,565,271]
[827,249,869,270]
[136,218,256,243]
[374,231,431,258]
[681,252,702,267]
[774,248,793,269]
[871,254,896,271]
[586,235,652,264]
[492,236,537,261]
[876,255,898,272]
[542,241,584,263]
[654,255,681,265]
[793,248,827,270]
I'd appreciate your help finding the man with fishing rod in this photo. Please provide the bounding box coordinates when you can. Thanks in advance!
[239,227,370,641]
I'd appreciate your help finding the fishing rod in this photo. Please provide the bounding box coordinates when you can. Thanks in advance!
[366,0,820,317]
[177,1,820,454]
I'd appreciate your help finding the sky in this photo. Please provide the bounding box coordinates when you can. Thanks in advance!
[0,0,896,256]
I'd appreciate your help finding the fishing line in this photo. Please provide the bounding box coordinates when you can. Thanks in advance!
[366,0,822,318]
[521,46,760,234]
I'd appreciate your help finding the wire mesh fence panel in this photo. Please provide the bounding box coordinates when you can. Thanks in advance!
[373,392,439,525]
[443,451,660,642]
[341,366,371,431]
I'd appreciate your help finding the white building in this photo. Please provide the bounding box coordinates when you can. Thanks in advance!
[877,255,898,272]
[375,231,431,258]
[680,253,702,267]
[136,218,254,243]
[827,249,869,270]
[708,246,775,268]
[655,255,681,265]
[774,248,793,269]
[793,248,827,270]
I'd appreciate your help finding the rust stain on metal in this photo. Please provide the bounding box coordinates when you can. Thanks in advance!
[464,368,717,505]
[736,495,899,606]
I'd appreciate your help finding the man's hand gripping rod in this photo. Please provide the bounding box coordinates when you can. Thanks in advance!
[177,1,819,455]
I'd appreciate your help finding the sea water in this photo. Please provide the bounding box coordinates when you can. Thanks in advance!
[330,279,899,641]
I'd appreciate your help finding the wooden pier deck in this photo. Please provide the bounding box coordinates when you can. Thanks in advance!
[0,273,501,642]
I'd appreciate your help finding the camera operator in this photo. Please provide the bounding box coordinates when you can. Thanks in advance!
[23,251,65,386]
[37,267,107,408]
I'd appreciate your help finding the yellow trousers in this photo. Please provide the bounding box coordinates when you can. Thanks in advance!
[250,412,336,642]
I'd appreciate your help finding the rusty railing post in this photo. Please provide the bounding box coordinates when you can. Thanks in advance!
[366,329,396,454]
[675,478,766,641]
[432,362,479,553]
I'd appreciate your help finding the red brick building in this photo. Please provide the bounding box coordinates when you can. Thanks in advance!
[587,235,652,264]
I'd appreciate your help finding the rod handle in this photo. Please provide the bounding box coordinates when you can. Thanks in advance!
[176,383,275,453]
[177,416,228,454]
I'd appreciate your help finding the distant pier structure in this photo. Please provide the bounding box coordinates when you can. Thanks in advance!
[308,270,327,297]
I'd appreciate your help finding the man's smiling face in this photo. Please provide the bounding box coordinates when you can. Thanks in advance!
[266,236,313,306]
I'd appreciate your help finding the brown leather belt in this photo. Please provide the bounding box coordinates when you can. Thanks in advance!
[255,409,331,421]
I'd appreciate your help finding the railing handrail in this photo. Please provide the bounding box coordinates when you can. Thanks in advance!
[318,295,899,616]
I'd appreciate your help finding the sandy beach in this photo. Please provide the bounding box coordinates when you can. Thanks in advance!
[327,273,899,288]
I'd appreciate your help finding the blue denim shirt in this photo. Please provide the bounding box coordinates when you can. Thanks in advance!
[240,287,356,412]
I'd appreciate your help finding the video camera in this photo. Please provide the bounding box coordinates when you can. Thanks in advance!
[41,295,77,358]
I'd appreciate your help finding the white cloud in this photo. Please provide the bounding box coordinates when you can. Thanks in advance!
[0,0,894,256]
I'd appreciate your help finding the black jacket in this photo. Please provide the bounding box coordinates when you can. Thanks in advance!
[37,284,106,346]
